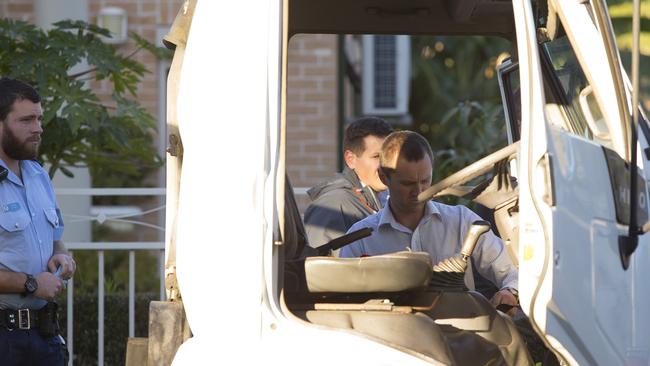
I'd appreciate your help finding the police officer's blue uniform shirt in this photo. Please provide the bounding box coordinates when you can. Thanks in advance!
[0,158,64,310]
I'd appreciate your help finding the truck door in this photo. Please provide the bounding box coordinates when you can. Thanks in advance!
[515,0,650,364]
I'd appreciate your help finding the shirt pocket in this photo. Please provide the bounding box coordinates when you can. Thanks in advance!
[0,209,31,260]
[0,209,30,233]
[43,207,60,229]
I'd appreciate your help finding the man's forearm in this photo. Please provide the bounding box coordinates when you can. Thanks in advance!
[0,270,26,294]
[53,240,69,255]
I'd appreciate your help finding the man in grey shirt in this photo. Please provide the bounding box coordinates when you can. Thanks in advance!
[340,130,518,309]
[304,117,393,250]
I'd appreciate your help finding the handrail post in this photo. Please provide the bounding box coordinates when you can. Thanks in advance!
[159,250,165,301]
[98,251,104,365]
[129,250,135,338]
[67,274,74,366]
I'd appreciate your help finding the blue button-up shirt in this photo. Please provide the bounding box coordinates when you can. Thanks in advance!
[339,200,517,291]
[0,159,64,309]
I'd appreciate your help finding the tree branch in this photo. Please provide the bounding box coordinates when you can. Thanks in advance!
[86,100,117,110]
[68,67,97,79]
[68,46,144,79]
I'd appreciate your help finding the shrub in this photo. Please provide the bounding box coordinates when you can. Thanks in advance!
[57,292,159,366]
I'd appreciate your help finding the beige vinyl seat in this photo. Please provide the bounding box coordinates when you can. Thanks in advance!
[304,251,433,293]
[286,251,532,366]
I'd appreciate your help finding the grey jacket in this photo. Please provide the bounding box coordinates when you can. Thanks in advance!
[304,167,384,249]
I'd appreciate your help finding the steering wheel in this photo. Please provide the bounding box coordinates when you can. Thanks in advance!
[418,141,520,202]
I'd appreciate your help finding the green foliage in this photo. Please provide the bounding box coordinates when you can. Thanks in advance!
[609,0,650,55]
[410,36,510,183]
[409,3,650,191]
[608,0,650,110]
[71,249,161,296]
[431,101,506,180]
[0,18,170,185]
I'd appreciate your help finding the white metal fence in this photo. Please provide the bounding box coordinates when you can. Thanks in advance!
[56,188,166,366]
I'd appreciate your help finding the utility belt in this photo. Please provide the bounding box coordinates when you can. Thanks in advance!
[0,302,60,337]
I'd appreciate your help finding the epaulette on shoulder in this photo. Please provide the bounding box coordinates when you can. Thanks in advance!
[0,166,7,182]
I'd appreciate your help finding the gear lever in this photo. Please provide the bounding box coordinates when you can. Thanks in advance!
[433,220,491,273]
[461,220,491,261]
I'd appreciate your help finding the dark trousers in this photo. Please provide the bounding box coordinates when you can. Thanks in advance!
[0,329,67,366]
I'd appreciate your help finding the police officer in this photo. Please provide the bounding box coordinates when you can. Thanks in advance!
[0,78,76,365]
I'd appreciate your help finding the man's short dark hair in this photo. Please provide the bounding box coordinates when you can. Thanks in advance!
[381,131,434,168]
[0,78,41,122]
[343,117,393,155]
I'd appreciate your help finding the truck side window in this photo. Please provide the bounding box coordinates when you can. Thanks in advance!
[541,34,612,149]
[497,59,521,142]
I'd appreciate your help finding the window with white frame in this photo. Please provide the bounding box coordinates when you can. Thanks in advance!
[362,35,411,116]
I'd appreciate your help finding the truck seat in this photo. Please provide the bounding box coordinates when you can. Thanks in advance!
[304,251,432,293]
[288,251,532,365]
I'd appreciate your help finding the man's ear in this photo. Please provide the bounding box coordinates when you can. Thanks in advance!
[343,150,357,169]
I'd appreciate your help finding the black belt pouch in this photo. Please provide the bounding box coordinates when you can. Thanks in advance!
[38,302,59,337]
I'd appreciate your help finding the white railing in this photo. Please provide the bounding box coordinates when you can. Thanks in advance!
[56,186,309,365]
[56,188,166,366]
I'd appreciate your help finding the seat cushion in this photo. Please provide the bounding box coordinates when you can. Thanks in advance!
[304,310,454,364]
[304,251,432,293]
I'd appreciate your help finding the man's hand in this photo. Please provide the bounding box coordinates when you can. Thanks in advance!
[47,253,76,279]
[34,272,64,300]
[490,288,519,316]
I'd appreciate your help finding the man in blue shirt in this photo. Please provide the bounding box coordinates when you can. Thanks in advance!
[0,78,76,365]
[340,130,518,310]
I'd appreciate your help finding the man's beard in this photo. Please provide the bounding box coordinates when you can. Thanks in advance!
[1,124,39,161]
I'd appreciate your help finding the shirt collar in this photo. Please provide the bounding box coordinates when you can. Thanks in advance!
[424,200,441,218]
[21,160,42,177]
[341,166,363,189]
[0,159,41,186]
[377,204,396,228]
[377,200,441,232]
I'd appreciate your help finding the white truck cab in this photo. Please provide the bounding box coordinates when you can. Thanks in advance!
[151,0,650,365]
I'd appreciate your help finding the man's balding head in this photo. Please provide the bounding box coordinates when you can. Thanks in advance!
[380,131,433,173]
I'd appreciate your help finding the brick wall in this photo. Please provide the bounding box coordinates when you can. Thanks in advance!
[0,0,34,21]
[286,34,339,211]
[87,0,183,126]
